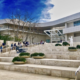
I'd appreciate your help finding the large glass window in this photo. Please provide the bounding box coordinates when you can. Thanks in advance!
[74,20,80,26]
[74,32,80,37]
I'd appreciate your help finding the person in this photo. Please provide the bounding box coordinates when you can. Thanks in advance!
[23,41,26,47]
[2,43,5,48]
[0,45,2,53]
[40,40,44,44]
[19,42,22,47]
[40,40,42,44]
[18,42,20,46]
[2,43,5,46]
[11,43,13,50]
[60,39,62,43]
[25,41,29,47]
[14,43,16,49]
[42,41,44,44]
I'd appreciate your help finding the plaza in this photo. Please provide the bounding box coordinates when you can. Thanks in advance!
[0,12,80,80]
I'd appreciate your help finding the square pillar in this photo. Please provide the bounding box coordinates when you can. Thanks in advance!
[65,34,67,41]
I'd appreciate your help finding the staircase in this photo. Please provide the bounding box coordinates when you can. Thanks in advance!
[0,45,80,80]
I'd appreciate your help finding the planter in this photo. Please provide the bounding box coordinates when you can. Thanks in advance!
[32,56,44,59]
[68,49,77,51]
[20,56,30,58]
[63,45,70,46]
[13,61,26,64]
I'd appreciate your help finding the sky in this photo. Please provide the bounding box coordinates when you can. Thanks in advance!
[0,0,80,23]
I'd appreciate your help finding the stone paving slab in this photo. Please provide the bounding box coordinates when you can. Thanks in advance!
[0,70,70,80]
[0,62,79,79]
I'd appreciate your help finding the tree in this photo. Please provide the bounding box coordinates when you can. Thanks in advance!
[21,11,40,43]
[0,34,13,44]
[8,12,17,41]
[15,10,22,38]
[30,22,38,43]
[8,10,22,40]
[8,9,40,44]
[15,36,22,42]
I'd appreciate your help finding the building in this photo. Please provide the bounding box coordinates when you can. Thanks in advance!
[38,12,80,42]
[0,12,80,43]
[0,19,50,44]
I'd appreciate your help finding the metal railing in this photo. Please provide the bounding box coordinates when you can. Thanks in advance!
[63,25,80,34]
[75,66,80,80]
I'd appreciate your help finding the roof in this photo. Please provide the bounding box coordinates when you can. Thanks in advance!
[0,12,80,28]
[37,12,80,27]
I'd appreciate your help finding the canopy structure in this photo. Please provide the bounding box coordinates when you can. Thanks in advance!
[44,29,64,43]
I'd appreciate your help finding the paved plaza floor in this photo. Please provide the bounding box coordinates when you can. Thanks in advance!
[0,70,69,80]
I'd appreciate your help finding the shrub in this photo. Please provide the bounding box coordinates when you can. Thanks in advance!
[62,42,70,46]
[76,45,80,49]
[31,53,45,57]
[31,53,38,57]
[19,52,30,56]
[55,44,62,46]
[12,57,26,62]
[68,47,77,49]
[38,53,44,56]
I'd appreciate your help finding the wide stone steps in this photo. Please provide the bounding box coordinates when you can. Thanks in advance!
[45,53,80,60]
[1,52,80,60]
[0,53,19,57]
[0,57,80,68]
[0,62,79,79]
[27,58,80,68]
[0,70,70,80]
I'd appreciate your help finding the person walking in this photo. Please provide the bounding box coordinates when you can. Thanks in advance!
[11,43,13,50]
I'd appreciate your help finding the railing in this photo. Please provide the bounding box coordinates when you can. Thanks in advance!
[75,66,80,80]
[63,25,80,34]
[0,27,45,35]
[0,28,9,30]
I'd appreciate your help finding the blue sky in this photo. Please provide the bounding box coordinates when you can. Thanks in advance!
[1,0,80,23]
[0,0,54,22]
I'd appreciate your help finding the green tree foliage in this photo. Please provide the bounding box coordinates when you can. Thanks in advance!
[15,36,22,42]
[0,34,13,44]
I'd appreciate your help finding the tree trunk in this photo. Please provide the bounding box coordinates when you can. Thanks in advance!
[14,25,15,41]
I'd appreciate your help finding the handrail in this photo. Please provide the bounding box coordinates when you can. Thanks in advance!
[75,66,80,80]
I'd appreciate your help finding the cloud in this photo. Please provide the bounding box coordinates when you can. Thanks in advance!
[47,0,80,21]
[2,0,80,23]
[39,0,54,22]
[40,0,80,22]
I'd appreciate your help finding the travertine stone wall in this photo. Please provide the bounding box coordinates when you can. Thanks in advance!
[27,43,68,54]
[26,43,80,60]
[0,40,4,45]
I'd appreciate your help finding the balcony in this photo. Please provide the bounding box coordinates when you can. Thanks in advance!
[63,25,80,34]
[0,28,12,31]
[0,28,45,35]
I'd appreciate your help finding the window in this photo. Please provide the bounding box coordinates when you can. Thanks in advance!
[74,32,80,37]
[74,20,80,26]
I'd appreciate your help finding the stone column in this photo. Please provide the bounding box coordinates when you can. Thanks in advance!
[50,31,52,43]
[65,34,67,41]
[65,23,67,28]
[64,23,68,41]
